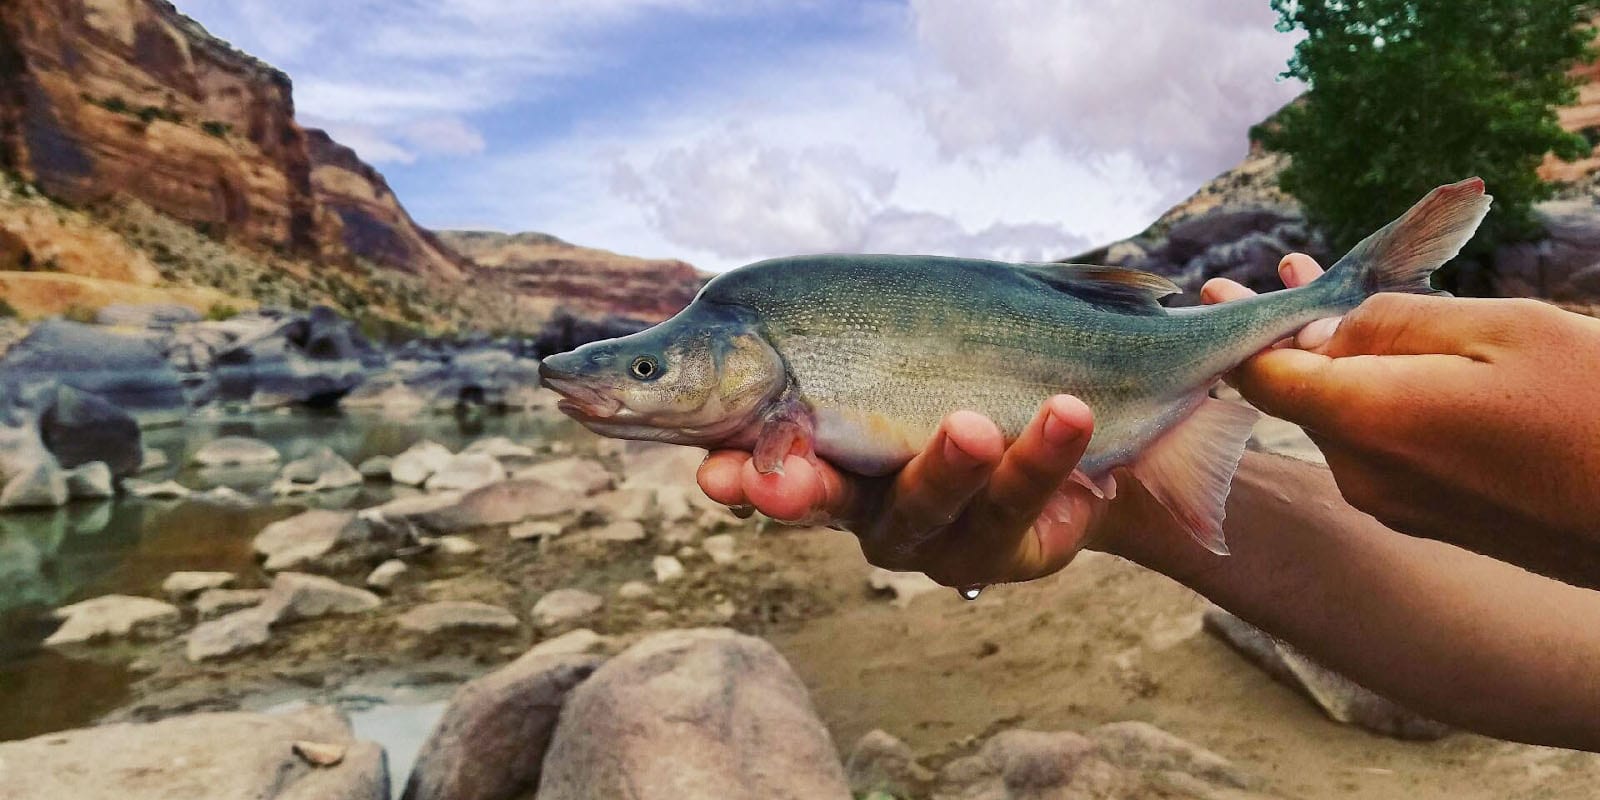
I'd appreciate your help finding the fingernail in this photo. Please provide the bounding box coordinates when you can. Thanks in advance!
[1043,409,1082,446]
[1298,317,1341,349]
[729,504,755,519]
[942,433,980,469]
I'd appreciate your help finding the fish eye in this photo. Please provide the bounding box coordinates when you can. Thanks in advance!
[629,355,661,381]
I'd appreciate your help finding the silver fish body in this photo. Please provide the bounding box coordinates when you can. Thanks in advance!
[542,179,1492,551]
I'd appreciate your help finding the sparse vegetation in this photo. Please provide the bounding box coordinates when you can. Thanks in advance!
[201,120,231,138]
[136,105,183,125]
[205,302,240,321]
[60,304,97,324]
[0,298,17,318]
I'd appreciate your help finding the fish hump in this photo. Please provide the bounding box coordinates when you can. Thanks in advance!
[1017,263,1179,314]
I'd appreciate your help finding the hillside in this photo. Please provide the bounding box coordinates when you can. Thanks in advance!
[0,0,700,335]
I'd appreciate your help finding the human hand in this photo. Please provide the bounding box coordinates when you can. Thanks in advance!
[695,396,1115,588]
[1203,254,1600,562]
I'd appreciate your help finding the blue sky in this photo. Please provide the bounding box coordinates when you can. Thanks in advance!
[177,0,1303,271]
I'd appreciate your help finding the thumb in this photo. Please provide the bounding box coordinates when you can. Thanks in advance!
[1231,346,1355,430]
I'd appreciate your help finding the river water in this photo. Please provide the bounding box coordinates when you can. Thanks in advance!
[0,406,586,744]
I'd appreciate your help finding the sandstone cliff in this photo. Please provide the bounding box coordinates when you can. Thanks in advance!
[0,0,463,278]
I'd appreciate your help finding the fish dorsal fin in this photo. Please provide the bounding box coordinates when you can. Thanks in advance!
[1017,263,1179,314]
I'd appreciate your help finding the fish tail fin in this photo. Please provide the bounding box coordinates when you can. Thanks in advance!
[1316,177,1492,304]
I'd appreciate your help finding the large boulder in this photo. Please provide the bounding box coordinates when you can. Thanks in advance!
[214,307,378,408]
[186,572,380,662]
[535,628,850,799]
[411,478,581,533]
[0,319,189,421]
[401,651,605,800]
[274,447,363,495]
[36,383,144,478]
[0,706,388,799]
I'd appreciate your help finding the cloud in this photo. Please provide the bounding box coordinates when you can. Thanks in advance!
[906,0,1303,186]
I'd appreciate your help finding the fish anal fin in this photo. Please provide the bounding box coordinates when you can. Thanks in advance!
[1018,263,1179,314]
[1130,398,1261,555]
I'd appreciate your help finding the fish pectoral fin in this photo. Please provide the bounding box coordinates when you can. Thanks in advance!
[752,403,817,475]
[1130,397,1261,555]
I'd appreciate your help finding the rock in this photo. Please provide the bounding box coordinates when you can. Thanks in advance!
[512,457,613,496]
[193,436,281,466]
[214,307,376,408]
[412,478,580,533]
[268,572,382,620]
[123,478,191,499]
[937,729,1119,799]
[701,533,737,565]
[366,559,409,591]
[96,303,201,329]
[402,651,604,800]
[0,460,68,509]
[253,509,355,571]
[198,485,255,507]
[582,487,655,523]
[64,461,114,499]
[186,606,273,661]
[509,519,563,541]
[462,436,535,459]
[275,447,363,495]
[528,628,612,658]
[292,739,347,767]
[532,588,603,627]
[846,730,935,799]
[36,384,144,478]
[536,628,849,799]
[424,453,507,493]
[651,555,686,584]
[431,535,481,556]
[867,567,943,608]
[44,594,181,646]
[1087,720,1251,789]
[357,455,394,480]
[0,320,188,421]
[590,520,647,543]
[1202,606,1451,740]
[195,588,268,619]
[162,570,235,601]
[0,706,388,800]
[616,580,654,600]
[138,448,170,472]
[399,601,519,635]
[390,440,454,486]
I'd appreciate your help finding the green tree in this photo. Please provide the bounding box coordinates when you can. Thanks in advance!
[1257,0,1597,284]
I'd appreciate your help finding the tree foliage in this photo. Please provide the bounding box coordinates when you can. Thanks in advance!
[1257,0,1598,273]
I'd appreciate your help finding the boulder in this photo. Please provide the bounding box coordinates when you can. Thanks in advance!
[398,601,519,635]
[357,455,393,480]
[162,570,235,601]
[936,729,1121,799]
[36,384,144,478]
[1086,720,1252,788]
[532,588,603,628]
[187,573,380,662]
[44,594,181,645]
[64,461,114,499]
[423,453,507,493]
[513,457,613,496]
[527,628,613,658]
[274,447,363,495]
[1202,606,1451,740]
[123,478,192,499]
[193,436,281,467]
[402,652,604,800]
[214,306,376,408]
[462,436,535,459]
[0,460,68,509]
[411,478,580,533]
[845,729,935,799]
[0,706,389,800]
[186,605,274,661]
[0,319,188,421]
[536,628,850,799]
[390,440,454,486]
[253,509,356,571]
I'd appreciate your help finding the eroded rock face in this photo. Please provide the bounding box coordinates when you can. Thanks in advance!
[536,628,850,800]
[402,651,604,800]
[0,322,187,423]
[0,706,388,799]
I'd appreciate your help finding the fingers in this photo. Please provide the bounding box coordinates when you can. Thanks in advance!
[698,450,751,507]
[873,411,1005,537]
[1278,252,1324,287]
[1318,293,1512,360]
[1201,278,1253,304]
[979,395,1094,535]
[698,449,861,525]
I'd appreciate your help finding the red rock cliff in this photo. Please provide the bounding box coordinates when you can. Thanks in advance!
[0,0,465,278]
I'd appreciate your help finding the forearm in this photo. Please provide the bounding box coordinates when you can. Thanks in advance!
[1102,452,1600,750]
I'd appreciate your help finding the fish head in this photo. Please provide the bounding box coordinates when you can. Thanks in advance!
[539,304,786,445]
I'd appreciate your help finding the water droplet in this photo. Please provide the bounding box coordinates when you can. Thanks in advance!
[958,585,985,601]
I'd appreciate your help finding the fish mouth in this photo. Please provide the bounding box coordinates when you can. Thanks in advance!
[539,359,624,420]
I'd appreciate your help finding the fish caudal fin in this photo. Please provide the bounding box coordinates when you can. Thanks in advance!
[1130,398,1261,555]
[1319,177,1492,302]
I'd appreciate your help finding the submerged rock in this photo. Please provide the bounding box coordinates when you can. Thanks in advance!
[0,706,388,800]
[536,628,850,799]
[402,651,604,800]
[44,594,181,646]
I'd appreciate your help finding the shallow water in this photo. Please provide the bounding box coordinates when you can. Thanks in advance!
[0,407,584,743]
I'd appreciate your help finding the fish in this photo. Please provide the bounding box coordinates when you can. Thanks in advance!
[540,178,1491,553]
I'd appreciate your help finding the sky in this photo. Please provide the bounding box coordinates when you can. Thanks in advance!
[177,0,1305,272]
